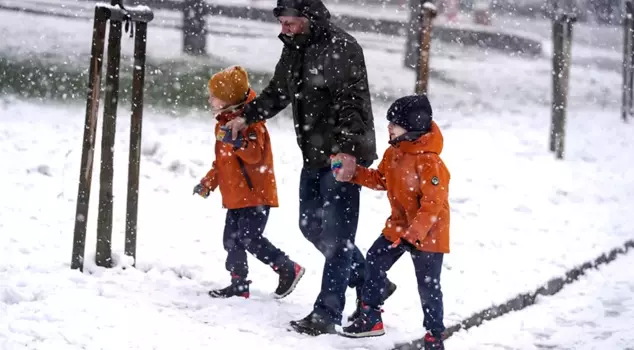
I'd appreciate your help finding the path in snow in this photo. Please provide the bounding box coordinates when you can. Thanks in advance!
[450,250,634,349]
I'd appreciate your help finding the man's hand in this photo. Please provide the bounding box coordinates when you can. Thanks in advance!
[218,126,245,149]
[331,153,357,182]
[225,117,248,141]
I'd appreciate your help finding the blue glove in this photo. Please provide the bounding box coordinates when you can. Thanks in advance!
[218,126,244,148]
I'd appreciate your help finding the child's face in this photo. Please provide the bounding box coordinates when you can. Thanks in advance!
[208,94,230,114]
[388,122,407,140]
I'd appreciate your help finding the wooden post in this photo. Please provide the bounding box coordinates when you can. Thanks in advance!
[415,0,437,95]
[70,2,154,271]
[71,8,108,271]
[183,0,207,55]
[95,3,123,268]
[124,21,149,265]
[549,12,575,160]
[623,0,633,122]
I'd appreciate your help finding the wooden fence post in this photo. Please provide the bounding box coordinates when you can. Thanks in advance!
[71,7,108,271]
[124,21,149,265]
[414,0,438,95]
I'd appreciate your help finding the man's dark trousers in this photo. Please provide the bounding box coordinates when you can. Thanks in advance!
[298,166,366,325]
[223,206,289,277]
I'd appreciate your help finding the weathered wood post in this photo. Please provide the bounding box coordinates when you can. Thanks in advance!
[71,2,154,271]
[414,0,438,95]
[95,0,124,268]
[124,20,149,265]
[71,6,108,271]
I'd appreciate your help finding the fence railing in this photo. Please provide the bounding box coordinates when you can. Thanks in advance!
[79,0,543,57]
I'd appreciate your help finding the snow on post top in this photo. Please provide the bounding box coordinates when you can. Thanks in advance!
[94,2,152,12]
[94,2,121,10]
[423,2,438,12]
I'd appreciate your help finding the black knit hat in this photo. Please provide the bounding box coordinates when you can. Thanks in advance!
[386,95,433,133]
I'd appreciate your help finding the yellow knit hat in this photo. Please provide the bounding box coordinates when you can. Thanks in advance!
[208,66,250,106]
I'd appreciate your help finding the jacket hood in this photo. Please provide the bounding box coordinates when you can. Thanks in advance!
[215,89,257,123]
[274,0,331,24]
[393,121,444,155]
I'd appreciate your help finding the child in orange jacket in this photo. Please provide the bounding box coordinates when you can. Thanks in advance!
[334,95,450,348]
[194,66,305,299]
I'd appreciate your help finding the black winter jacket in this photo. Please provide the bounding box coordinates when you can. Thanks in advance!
[242,0,377,169]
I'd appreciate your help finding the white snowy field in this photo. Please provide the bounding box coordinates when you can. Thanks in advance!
[450,251,634,349]
[0,93,632,349]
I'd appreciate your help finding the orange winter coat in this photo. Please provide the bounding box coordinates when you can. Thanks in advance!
[200,90,279,209]
[352,121,450,253]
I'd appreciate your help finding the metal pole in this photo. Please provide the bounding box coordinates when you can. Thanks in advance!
[124,21,149,265]
[71,9,108,271]
[95,11,123,268]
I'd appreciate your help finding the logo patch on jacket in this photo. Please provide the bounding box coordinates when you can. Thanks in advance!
[431,176,440,186]
[217,128,226,141]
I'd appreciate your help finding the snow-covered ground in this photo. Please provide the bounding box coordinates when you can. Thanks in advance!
[450,251,634,349]
[0,90,632,349]
[1,2,633,349]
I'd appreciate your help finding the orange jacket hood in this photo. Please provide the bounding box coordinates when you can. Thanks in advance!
[392,121,444,155]
[215,89,257,123]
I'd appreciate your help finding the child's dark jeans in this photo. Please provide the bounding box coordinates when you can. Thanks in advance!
[362,235,445,337]
[223,206,290,277]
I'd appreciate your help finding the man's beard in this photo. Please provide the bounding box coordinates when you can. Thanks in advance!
[282,26,312,47]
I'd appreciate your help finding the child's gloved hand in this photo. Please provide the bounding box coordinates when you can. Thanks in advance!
[193,183,211,198]
[330,153,356,181]
[396,229,422,251]
[330,155,343,178]
[218,126,244,148]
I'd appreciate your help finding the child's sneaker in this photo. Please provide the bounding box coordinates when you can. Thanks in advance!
[347,279,397,322]
[208,274,251,299]
[423,332,445,349]
[339,304,385,338]
[273,261,305,299]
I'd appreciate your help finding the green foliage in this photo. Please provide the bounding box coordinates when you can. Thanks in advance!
[0,53,272,111]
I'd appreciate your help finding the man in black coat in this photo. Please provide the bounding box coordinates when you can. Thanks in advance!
[224,0,396,335]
